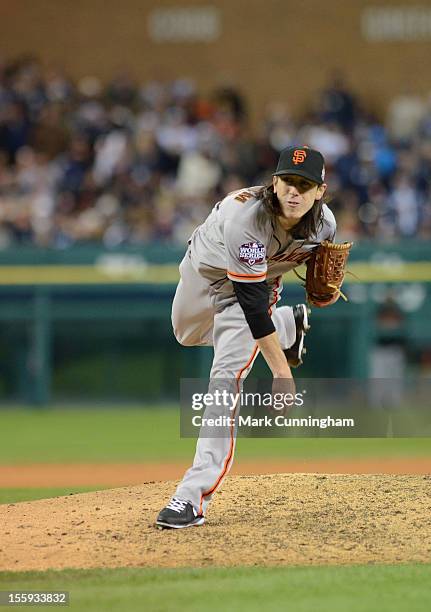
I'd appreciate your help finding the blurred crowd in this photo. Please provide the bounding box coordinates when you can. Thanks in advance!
[0,56,430,248]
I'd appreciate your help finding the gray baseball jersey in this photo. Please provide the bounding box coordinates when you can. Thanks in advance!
[172,186,337,515]
[189,186,336,310]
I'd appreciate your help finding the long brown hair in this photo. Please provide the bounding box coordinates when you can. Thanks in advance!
[256,184,325,239]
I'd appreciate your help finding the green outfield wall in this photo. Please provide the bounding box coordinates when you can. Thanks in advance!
[0,240,430,405]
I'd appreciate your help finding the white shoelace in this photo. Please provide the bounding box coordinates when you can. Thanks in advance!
[166,497,188,514]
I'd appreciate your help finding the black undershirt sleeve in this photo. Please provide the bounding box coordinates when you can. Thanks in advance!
[232,280,276,340]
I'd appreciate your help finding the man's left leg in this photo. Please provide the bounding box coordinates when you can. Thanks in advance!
[156,302,259,528]
[155,302,309,528]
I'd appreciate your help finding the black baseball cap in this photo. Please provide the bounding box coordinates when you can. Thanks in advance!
[273,146,326,184]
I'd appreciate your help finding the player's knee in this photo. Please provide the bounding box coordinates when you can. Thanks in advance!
[173,327,195,346]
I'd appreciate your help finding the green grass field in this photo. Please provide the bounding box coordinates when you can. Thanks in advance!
[1,407,430,611]
[1,407,430,464]
[0,487,107,505]
[1,406,430,505]
[1,565,430,612]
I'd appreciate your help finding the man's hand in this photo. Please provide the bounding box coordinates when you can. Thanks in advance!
[270,376,297,417]
[256,332,297,416]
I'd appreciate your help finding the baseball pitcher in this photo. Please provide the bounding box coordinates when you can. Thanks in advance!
[156,146,352,529]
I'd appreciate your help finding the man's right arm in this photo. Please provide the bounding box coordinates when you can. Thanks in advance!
[232,281,292,379]
[225,216,291,379]
[256,332,292,379]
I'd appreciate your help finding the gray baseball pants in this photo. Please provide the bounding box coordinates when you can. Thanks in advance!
[172,252,296,515]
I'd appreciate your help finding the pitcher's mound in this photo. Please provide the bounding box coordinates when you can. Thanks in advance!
[2,473,431,571]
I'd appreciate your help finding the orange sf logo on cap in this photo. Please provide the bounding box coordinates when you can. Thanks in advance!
[292,149,307,165]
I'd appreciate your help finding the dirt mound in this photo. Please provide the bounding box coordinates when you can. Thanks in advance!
[2,474,431,571]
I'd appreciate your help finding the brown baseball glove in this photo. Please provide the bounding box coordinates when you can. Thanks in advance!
[305,240,353,307]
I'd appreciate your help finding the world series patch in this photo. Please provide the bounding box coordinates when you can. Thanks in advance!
[238,241,266,266]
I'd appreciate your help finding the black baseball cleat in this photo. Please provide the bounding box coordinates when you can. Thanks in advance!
[284,304,311,368]
[156,497,205,529]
